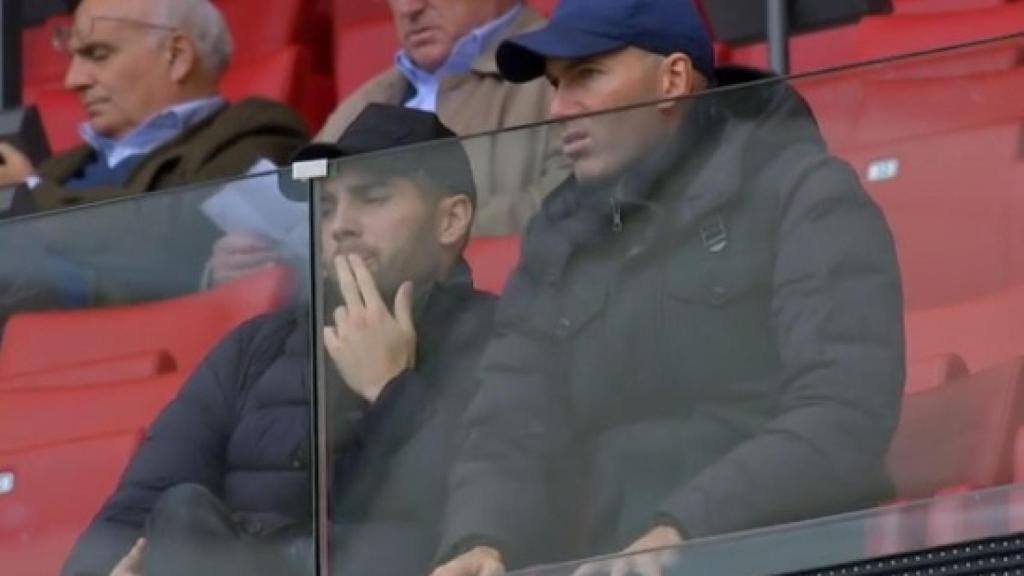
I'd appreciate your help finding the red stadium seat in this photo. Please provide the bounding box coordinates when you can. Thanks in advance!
[842,121,1024,310]
[0,351,175,393]
[0,265,293,383]
[888,358,1024,499]
[843,66,1024,149]
[214,0,307,64]
[727,24,861,75]
[829,66,1024,310]
[883,359,1024,549]
[0,374,180,452]
[892,0,1016,14]
[222,46,308,105]
[856,2,1024,64]
[0,431,142,576]
[906,285,1024,375]
[221,44,333,130]
[527,0,558,16]
[906,353,970,394]
[21,15,71,88]
[333,11,399,101]
[464,236,521,295]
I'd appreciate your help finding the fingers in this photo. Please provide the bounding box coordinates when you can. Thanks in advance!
[323,325,341,354]
[110,538,146,576]
[349,254,385,313]
[210,234,277,285]
[430,553,505,576]
[393,281,415,332]
[334,255,363,312]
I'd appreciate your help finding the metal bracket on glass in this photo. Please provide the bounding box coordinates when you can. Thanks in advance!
[291,159,329,182]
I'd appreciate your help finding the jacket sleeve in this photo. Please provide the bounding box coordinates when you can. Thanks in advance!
[437,265,573,567]
[658,155,906,538]
[60,322,256,576]
[332,370,433,479]
[31,98,307,212]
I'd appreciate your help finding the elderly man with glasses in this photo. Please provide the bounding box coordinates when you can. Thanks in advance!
[0,0,307,214]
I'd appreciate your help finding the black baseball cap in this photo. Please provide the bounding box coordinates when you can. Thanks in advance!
[282,104,476,203]
[496,0,715,83]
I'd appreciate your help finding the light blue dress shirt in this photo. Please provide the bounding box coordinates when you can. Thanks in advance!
[395,4,523,112]
[80,96,227,168]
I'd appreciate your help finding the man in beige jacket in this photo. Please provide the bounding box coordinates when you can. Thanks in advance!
[318,0,567,235]
[210,0,566,286]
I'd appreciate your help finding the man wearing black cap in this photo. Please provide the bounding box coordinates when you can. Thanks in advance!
[433,0,904,575]
[61,105,496,576]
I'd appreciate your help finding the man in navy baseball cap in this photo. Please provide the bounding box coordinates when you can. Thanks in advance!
[492,0,716,185]
[431,2,904,576]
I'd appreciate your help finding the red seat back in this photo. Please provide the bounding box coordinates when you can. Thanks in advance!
[222,45,307,105]
[21,15,71,87]
[0,265,293,380]
[906,353,970,394]
[856,2,1024,63]
[907,285,1024,374]
[0,375,181,452]
[527,0,558,16]
[832,68,1024,310]
[0,431,142,576]
[333,11,398,101]
[887,358,1024,499]
[221,44,333,129]
[892,0,1014,15]
[727,24,861,75]
[465,236,521,295]
[214,0,308,64]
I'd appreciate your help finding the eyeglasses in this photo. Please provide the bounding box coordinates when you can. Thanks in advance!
[52,16,177,54]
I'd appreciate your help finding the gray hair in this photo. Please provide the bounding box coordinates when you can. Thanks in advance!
[156,0,234,76]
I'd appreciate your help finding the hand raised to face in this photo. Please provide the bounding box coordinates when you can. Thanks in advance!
[323,254,417,403]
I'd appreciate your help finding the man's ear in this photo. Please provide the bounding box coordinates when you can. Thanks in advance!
[656,53,696,111]
[436,194,474,250]
[167,32,199,84]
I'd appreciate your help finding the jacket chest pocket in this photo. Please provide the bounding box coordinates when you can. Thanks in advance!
[665,247,771,307]
[661,247,777,395]
[526,279,608,341]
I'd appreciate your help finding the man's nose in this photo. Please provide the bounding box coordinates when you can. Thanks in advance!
[63,56,91,92]
[325,203,363,238]
[390,0,427,18]
[548,87,580,120]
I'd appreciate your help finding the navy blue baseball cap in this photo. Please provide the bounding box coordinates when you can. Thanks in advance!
[497,0,714,83]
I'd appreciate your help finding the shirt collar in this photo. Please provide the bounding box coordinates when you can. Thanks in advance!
[80,96,226,168]
[395,3,524,84]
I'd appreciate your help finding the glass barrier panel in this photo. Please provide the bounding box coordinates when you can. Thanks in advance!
[308,32,1024,576]
[0,168,316,576]
[516,483,1024,575]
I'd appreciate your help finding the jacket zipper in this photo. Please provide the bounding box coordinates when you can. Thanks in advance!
[610,197,623,233]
